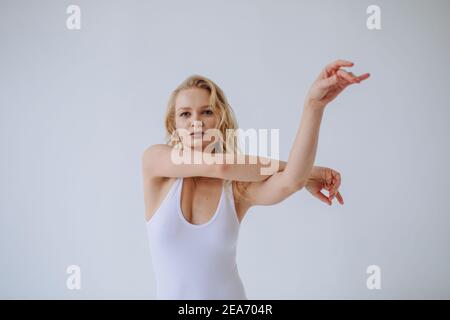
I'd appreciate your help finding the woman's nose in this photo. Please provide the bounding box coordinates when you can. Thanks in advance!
[191,120,203,128]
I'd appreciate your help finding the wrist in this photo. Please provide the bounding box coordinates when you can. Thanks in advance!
[304,98,327,112]
[305,166,316,183]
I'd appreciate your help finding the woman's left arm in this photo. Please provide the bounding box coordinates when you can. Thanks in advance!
[240,59,369,207]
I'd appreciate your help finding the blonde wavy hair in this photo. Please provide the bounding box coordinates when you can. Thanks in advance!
[163,74,251,203]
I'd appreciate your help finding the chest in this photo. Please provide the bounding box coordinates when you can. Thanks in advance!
[180,181,223,225]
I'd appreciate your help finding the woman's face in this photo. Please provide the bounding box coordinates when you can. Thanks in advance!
[174,88,219,151]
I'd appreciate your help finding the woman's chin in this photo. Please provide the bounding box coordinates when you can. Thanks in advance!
[183,140,207,150]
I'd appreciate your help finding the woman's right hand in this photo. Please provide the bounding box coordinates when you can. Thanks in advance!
[304,165,344,206]
[305,59,370,109]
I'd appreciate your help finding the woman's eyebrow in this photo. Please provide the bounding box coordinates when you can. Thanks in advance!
[177,105,210,111]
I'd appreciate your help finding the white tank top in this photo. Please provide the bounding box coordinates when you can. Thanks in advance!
[146,177,248,300]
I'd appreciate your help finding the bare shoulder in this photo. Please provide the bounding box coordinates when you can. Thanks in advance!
[141,143,174,176]
[143,143,171,155]
[142,143,170,165]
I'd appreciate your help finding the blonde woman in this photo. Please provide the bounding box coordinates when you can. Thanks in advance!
[142,59,370,299]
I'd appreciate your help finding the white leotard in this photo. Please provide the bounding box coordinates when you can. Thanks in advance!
[146,177,247,300]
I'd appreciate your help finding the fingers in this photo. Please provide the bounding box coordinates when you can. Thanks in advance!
[327,171,343,205]
[337,69,371,84]
[329,190,344,205]
[331,171,341,190]
[316,59,354,82]
[356,73,371,82]
[325,59,354,75]
[320,71,358,89]
[316,191,333,206]
[337,69,357,83]
[327,171,341,194]
[315,189,344,206]
[335,191,344,205]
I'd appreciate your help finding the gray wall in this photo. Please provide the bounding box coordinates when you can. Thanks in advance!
[1,0,449,299]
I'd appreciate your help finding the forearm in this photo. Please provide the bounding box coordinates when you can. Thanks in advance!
[176,146,287,182]
[181,136,316,183]
[221,151,319,183]
[221,153,284,182]
[283,101,325,187]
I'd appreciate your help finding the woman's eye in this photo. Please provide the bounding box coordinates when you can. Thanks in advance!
[180,110,212,117]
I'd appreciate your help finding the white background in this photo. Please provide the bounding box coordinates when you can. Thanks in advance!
[1,0,449,299]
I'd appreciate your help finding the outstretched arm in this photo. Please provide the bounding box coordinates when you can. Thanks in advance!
[142,144,285,182]
[240,59,370,207]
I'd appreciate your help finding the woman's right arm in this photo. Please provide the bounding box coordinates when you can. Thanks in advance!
[141,144,283,182]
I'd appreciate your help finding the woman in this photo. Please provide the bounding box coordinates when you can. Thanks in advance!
[142,59,370,299]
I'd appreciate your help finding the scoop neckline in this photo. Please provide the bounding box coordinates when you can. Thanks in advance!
[177,177,224,228]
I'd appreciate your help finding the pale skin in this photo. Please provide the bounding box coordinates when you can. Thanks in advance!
[142,59,370,224]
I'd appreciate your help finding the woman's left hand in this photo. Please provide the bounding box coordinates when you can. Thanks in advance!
[305,59,370,109]
[305,166,344,206]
